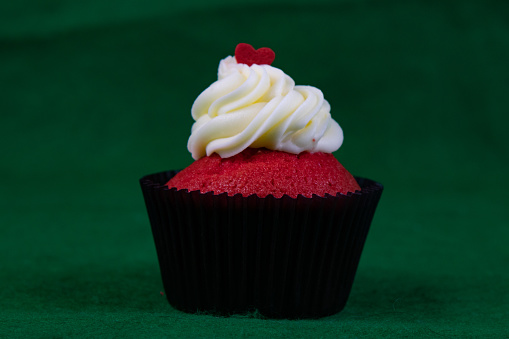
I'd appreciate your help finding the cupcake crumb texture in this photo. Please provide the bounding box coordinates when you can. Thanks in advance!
[166,148,360,198]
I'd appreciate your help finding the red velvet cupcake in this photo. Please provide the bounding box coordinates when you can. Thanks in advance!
[140,44,383,319]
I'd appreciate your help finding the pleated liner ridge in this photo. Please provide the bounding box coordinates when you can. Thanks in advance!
[140,170,383,319]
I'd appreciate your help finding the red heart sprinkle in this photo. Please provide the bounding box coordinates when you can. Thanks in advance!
[235,43,275,66]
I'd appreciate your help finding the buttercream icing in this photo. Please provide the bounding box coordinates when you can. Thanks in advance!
[188,56,343,160]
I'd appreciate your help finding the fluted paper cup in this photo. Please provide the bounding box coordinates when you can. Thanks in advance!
[140,170,383,319]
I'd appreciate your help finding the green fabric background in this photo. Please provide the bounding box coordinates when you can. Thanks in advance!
[1,0,508,337]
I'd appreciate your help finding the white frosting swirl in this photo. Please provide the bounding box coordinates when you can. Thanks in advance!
[187,56,343,160]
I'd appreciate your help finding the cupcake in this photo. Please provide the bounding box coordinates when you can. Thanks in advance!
[140,43,383,319]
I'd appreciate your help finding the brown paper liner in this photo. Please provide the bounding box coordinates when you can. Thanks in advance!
[140,170,383,319]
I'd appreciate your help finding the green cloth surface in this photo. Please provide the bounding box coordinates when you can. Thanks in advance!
[1,0,508,337]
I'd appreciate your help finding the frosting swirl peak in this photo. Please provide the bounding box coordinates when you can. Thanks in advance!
[187,56,343,160]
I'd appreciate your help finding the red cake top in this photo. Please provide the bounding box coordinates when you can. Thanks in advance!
[166,148,360,198]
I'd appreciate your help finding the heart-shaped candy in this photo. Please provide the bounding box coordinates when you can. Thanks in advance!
[235,43,275,66]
